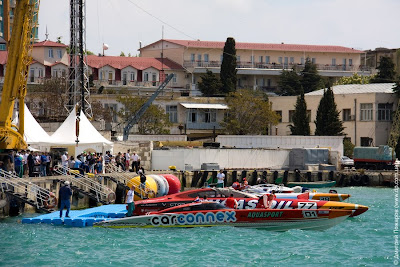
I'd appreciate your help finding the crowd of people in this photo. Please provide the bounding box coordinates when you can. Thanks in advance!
[0,150,52,178]
[0,148,144,178]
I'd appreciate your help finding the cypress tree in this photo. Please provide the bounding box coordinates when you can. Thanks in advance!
[289,91,310,135]
[300,58,324,93]
[371,56,396,83]
[314,87,344,136]
[220,37,237,94]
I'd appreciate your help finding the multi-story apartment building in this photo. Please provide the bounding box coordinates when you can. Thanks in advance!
[269,83,398,146]
[139,39,370,92]
[0,0,39,48]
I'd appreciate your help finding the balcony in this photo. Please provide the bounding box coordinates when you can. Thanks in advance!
[93,80,160,87]
[186,122,222,130]
[183,60,372,73]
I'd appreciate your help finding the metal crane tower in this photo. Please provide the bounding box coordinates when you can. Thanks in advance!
[66,0,92,118]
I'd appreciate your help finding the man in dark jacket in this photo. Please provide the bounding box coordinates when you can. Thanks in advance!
[27,151,35,177]
[59,181,73,218]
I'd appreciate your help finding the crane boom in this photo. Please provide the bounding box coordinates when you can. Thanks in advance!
[123,73,174,141]
[0,0,39,150]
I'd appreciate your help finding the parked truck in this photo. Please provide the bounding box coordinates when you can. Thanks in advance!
[353,145,396,170]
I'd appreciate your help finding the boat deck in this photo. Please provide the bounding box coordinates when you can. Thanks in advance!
[21,204,127,227]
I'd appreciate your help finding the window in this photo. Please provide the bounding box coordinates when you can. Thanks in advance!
[257,78,264,86]
[259,56,263,63]
[38,68,43,77]
[190,54,195,62]
[250,56,254,64]
[48,48,53,58]
[289,110,295,123]
[122,72,127,85]
[301,57,305,65]
[275,110,282,123]
[332,58,336,66]
[166,105,178,123]
[188,109,197,122]
[378,103,393,121]
[290,57,294,64]
[237,55,241,62]
[144,72,149,81]
[220,54,223,62]
[349,59,353,66]
[172,73,177,83]
[52,70,58,78]
[342,109,351,121]
[204,54,209,62]
[130,72,135,81]
[203,109,216,123]
[0,44,6,51]
[360,103,373,121]
[197,54,202,62]
[57,49,62,58]
[360,137,373,147]
[278,57,283,64]
[311,58,316,64]
[30,69,35,82]
[266,56,270,64]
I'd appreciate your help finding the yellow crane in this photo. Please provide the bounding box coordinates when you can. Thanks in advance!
[0,0,39,150]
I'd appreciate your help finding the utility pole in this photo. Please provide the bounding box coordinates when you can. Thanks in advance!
[66,0,92,118]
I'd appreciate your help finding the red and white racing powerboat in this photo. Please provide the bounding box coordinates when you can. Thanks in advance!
[95,202,352,230]
[134,188,367,217]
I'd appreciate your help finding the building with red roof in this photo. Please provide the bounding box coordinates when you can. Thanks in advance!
[140,39,370,92]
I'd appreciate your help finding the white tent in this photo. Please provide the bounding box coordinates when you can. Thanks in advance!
[12,104,51,151]
[46,108,113,156]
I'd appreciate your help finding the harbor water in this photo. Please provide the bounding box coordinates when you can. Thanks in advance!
[0,187,396,266]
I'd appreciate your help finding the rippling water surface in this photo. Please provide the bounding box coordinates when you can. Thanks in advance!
[0,187,395,266]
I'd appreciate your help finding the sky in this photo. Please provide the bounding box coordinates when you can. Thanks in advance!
[38,0,400,56]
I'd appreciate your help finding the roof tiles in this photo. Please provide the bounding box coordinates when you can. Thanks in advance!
[161,39,363,54]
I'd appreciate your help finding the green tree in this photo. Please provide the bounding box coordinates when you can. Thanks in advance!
[393,77,400,97]
[289,91,310,135]
[335,73,372,85]
[117,96,171,134]
[120,51,126,57]
[371,56,396,83]
[278,69,302,96]
[343,138,355,157]
[221,89,279,135]
[220,37,237,94]
[314,87,344,136]
[300,58,324,93]
[198,70,223,96]
[85,50,94,55]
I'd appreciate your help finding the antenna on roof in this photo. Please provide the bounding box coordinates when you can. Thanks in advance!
[45,25,49,41]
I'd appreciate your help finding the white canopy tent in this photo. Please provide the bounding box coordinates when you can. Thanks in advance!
[12,104,51,151]
[45,108,113,157]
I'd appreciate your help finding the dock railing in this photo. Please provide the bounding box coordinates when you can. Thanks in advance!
[0,169,57,212]
[53,165,115,204]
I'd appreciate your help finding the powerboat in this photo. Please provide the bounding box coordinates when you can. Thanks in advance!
[134,188,366,217]
[95,202,352,230]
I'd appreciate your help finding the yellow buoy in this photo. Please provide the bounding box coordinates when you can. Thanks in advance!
[127,175,158,201]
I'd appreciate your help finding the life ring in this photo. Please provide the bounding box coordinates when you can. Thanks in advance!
[361,175,370,186]
[107,192,116,203]
[44,192,58,209]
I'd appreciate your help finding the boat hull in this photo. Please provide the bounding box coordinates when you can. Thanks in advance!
[286,181,337,188]
[95,209,351,231]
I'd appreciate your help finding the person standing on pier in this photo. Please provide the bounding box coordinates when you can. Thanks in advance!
[216,170,225,188]
[59,181,72,218]
[126,185,135,217]
[61,152,68,174]
[27,151,35,177]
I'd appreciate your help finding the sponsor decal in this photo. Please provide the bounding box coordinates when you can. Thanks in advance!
[247,211,283,218]
[151,211,237,226]
[302,210,318,218]
[320,197,330,201]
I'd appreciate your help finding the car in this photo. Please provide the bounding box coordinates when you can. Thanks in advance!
[341,156,354,166]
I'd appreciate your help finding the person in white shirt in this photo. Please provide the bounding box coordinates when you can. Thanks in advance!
[125,149,131,171]
[217,170,225,188]
[130,152,139,173]
[126,185,135,217]
[61,152,68,174]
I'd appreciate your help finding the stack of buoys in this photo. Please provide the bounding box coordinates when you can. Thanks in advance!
[127,174,181,201]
